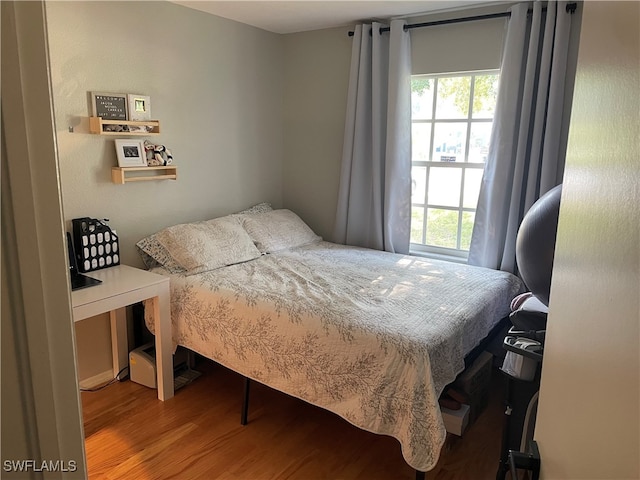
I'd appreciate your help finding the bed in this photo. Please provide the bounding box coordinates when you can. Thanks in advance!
[137,205,523,473]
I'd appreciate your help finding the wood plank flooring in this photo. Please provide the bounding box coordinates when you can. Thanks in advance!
[81,359,506,479]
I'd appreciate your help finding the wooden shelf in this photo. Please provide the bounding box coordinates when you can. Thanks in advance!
[90,117,161,135]
[111,166,177,184]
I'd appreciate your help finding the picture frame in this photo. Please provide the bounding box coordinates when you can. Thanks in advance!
[91,92,128,120]
[114,139,147,168]
[127,94,152,121]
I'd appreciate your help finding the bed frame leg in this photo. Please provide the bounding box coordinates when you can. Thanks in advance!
[241,377,251,425]
[415,470,426,480]
[186,350,196,369]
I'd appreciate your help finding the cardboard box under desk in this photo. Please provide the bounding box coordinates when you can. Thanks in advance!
[452,351,493,423]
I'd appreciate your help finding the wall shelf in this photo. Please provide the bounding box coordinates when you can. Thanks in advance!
[90,117,161,135]
[111,166,177,184]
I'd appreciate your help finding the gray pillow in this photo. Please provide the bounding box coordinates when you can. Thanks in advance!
[136,234,185,273]
[237,202,273,215]
[241,209,321,253]
[155,216,261,275]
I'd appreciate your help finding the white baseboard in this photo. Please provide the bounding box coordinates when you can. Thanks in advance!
[79,370,114,390]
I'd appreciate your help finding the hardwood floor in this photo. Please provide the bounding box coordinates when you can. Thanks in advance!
[81,359,506,479]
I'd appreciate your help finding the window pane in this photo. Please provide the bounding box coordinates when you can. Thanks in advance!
[412,123,432,161]
[411,77,434,120]
[428,167,461,207]
[460,212,476,250]
[432,122,467,162]
[468,122,492,163]
[411,166,427,204]
[410,71,498,255]
[436,76,470,119]
[472,74,499,118]
[463,168,483,209]
[426,209,459,248]
[411,206,425,244]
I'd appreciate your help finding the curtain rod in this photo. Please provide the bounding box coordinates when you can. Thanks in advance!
[347,2,577,36]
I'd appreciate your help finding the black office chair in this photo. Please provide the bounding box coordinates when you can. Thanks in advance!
[496,184,562,480]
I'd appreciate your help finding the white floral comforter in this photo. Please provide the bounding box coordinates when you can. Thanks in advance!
[147,241,523,472]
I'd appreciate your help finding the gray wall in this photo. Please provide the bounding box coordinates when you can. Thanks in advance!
[282,26,353,239]
[46,1,284,381]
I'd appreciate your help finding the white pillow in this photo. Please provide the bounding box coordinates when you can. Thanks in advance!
[241,209,321,253]
[136,233,185,273]
[155,216,261,274]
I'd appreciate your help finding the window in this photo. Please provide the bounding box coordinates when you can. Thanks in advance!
[410,72,499,258]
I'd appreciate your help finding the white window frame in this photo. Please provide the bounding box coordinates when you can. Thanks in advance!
[410,70,499,260]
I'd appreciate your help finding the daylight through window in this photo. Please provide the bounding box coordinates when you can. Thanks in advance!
[410,72,499,258]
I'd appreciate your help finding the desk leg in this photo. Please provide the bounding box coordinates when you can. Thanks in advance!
[148,285,174,401]
[109,308,128,379]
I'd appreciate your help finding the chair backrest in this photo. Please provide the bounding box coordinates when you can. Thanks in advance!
[516,185,563,306]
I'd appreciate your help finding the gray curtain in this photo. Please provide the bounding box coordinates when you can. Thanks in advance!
[468,1,574,272]
[333,20,412,254]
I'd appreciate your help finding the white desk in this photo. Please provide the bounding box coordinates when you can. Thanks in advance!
[71,265,174,401]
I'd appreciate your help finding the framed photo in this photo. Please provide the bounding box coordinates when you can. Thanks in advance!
[114,139,147,167]
[91,92,128,120]
[127,94,152,121]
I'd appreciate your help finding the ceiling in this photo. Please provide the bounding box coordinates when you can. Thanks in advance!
[170,1,491,34]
